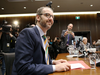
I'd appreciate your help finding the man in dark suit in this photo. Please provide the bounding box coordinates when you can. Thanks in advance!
[60,23,75,53]
[12,7,71,75]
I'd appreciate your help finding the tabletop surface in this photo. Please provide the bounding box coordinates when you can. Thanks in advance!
[49,53,100,75]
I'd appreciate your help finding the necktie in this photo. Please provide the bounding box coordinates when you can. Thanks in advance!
[42,35,49,65]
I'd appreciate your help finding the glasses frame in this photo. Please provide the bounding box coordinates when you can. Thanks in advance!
[39,13,54,19]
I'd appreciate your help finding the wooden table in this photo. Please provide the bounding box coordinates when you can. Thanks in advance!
[49,53,100,75]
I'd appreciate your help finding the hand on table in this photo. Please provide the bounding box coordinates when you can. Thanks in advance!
[55,62,71,72]
[53,59,71,72]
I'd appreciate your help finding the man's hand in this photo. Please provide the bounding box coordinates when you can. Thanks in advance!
[71,32,75,38]
[9,33,13,37]
[52,59,68,65]
[64,31,68,37]
[55,62,71,72]
[53,59,71,72]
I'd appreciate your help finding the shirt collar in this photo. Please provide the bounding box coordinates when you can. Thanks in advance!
[36,25,45,37]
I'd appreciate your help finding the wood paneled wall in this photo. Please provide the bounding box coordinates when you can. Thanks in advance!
[0,14,100,42]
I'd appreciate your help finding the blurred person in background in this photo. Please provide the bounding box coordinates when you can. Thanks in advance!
[1,24,16,53]
[30,24,35,27]
[61,23,75,46]
[52,37,61,58]
[92,40,96,48]
[12,25,20,38]
[49,39,53,45]
[79,37,91,53]
[60,23,75,53]
[0,25,6,75]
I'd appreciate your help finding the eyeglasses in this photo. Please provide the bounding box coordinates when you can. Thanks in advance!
[39,13,54,19]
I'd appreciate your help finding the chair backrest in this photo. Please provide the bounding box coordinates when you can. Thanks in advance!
[3,53,15,75]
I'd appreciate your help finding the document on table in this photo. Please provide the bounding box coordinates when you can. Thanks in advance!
[70,63,85,69]
[68,61,91,70]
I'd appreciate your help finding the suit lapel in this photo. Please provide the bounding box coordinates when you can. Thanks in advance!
[33,26,47,64]
[34,26,44,49]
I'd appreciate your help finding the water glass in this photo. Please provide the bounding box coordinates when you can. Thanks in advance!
[74,50,79,55]
[68,48,74,55]
[68,45,75,55]
[89,54,96,69]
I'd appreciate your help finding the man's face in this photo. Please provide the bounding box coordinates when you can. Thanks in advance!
[38,8,54,30]
[68,24,73,31]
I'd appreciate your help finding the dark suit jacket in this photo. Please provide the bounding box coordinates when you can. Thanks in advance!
[61,30,75,45]
[12,26,53,75]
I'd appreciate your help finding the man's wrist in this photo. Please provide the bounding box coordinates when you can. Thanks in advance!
[52,65,55,72]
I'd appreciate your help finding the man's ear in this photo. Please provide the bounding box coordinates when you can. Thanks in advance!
[36,15,40,22]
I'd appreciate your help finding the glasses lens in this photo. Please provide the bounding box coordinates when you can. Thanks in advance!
[45,13,54,19]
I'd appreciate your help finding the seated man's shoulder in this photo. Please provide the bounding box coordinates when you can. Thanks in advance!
[21,27,35,34]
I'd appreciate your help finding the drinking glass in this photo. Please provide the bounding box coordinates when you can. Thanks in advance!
[89,54,96,69]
